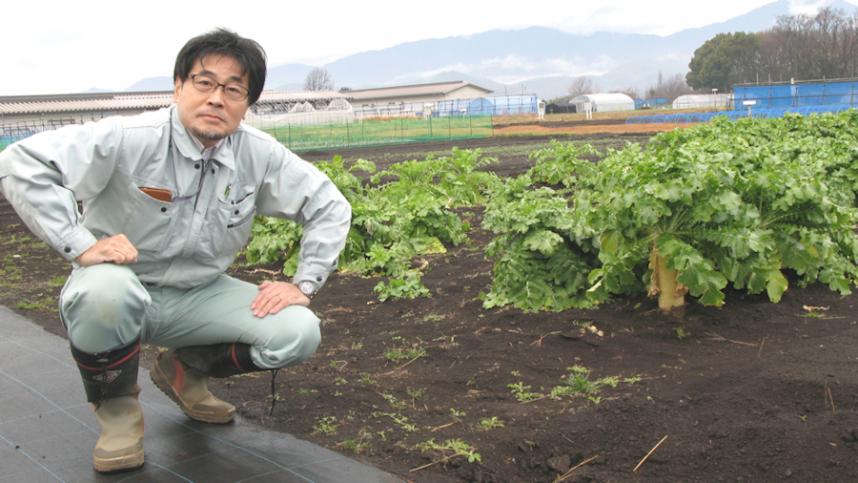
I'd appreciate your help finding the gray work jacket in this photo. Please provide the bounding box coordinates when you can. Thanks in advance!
[0,106,351,290]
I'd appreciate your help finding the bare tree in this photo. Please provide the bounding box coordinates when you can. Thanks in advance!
[303,68,334,91]
[567,76,597,97]
[617,87,641,100]
[646,72,693,100]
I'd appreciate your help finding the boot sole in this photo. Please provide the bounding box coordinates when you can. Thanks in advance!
[150,361,235,424]
[93,447,144,473]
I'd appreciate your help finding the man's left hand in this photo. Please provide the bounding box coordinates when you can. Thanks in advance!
[251,280,310,318]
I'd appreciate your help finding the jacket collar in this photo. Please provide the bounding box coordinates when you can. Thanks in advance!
[170,105,236,171]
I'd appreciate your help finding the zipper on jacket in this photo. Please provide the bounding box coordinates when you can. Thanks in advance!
[193,159,209,210]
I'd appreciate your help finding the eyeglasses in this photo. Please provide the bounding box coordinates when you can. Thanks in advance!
[190,73,249,102]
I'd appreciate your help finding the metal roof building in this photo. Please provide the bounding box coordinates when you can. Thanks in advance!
[343,81,492,106]
[0,90,345,127]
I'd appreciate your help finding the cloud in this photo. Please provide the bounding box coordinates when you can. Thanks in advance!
[787,0,835,14]
[403,55,618,84]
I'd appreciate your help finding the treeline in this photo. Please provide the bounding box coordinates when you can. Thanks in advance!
[687,7,858,91]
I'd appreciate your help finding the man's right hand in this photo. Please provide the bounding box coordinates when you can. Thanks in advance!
[75,234,139,267]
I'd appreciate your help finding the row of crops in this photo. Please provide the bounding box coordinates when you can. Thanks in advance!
[247,111,858,312]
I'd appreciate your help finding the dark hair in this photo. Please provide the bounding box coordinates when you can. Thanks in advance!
[174,28,267,105]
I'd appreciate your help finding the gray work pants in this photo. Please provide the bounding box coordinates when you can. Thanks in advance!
[59,264,321,369]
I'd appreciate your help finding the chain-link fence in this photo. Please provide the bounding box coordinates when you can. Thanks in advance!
[0,115,493,153]
[3,110,495,154]
[253,115,494,152]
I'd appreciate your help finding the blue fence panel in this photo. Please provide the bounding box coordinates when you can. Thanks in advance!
[627,104,855,124]
[734,81,858,109]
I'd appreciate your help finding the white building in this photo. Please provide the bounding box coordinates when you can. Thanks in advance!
[569,93,635,113]
[342,81,493,117]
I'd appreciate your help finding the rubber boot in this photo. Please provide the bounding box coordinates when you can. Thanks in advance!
[150,343,261,424]
[92,394,145,472]
[71,341,144,473]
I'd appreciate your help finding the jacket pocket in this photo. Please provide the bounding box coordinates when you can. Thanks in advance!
[199,194,256,259]
[121,185,173,253]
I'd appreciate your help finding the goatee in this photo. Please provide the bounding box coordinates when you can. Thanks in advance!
[191,127,225,142]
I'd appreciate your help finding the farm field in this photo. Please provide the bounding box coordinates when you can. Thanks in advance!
[2,126,858,482]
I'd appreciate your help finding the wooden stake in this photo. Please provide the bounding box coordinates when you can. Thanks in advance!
[757,336,767,358]
[430,421,458,432]
[531,331,562,347]
[705,331,757,347]
[825,383,836,415]
[410,454,454,473]
[633,435,668,473]
[554,455,598,482]
[381,353,423,376]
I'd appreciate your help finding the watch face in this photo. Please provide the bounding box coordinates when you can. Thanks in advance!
[298,281,315,296]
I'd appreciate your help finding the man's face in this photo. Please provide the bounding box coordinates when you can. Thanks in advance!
[174,54,250,147]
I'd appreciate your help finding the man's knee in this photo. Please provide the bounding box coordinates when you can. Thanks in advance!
[253,306,321,369]
[61,264,149,352]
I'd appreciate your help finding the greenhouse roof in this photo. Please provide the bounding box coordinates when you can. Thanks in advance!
[569,93,634,104]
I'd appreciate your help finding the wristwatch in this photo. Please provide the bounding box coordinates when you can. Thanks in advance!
[297,280,318,299]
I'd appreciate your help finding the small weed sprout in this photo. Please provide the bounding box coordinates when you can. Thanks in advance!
[449,407,466,418]
[674,327,690,339]
[384,337,428,363]
[381,392,407,411]
[507,382,544,402]
[406,387,426,405]
[333,376,348,386]
[358,373,377,385]
[337,429,372,454]
[479,416,505,430]
[384,345,427,363]
[422,313,445,322]
[15,297,54,311]
[416,438,482,465]
[0,256,23,288]
[47,275,68,288]
[549,365,639,404]
[373,411,418,433]
[312,416,338,435]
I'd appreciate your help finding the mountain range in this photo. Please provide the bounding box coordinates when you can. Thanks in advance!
[125,0,858,100]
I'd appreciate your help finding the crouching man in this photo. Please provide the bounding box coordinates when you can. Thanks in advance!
[0,28,351,472]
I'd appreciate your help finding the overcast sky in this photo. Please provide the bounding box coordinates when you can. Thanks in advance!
[2,0,854,96]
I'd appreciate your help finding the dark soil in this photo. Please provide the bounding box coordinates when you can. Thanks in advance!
[3,131,858,482]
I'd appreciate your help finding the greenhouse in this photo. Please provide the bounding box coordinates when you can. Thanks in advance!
[672,93,732,110]
[569,93,635,113]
